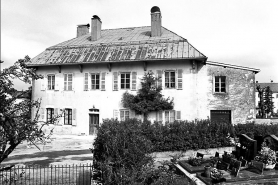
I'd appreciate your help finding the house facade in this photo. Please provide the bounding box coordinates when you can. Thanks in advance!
[28,6,260,135]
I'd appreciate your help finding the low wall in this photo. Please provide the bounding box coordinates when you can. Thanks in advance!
[255,118,278,125]
[151,146,235,163]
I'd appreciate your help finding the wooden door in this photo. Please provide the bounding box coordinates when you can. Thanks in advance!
[89,114,99,135]
[210,110,231,124]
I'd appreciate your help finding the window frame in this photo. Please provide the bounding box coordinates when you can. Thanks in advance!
[47,74,55,90]
[64,108,72,125]
[91,73,100,90]
[120,72,131,90]
[64,73,73,91]
[165,110,175,123]
[164,70,176,89]
[120,109,130,121]
[214,76,226,93]
[46,108,54,124]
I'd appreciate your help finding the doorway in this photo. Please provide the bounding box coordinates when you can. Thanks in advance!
[89,114,99,135]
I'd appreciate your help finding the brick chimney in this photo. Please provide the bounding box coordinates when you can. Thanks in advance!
[151,6,162,37]
[91,15,102,41]
[77,24,90,37]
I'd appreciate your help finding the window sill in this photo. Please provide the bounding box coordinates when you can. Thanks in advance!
[213,92,228,95]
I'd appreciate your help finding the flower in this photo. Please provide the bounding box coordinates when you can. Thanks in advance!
[254,142,277,165]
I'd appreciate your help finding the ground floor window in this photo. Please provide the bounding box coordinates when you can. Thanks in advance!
[64,109,72,125]
[46,108,54,123]
[165,110,175,123]
[120,109,129,121]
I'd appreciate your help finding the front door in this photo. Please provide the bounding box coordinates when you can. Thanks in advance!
[89,114,99,135]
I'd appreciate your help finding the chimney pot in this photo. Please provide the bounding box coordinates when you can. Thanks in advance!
[151,6,162,37]
[77,24,90,37]
[91,15,102,41]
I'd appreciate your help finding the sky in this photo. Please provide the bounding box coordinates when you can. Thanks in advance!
[2,0,278,90]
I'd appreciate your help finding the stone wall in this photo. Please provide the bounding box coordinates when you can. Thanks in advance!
[207,65,256,124]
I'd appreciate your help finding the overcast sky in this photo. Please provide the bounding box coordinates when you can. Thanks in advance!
[2,0,278,90]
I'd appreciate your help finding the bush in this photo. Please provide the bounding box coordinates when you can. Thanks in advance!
[234,123,278,139]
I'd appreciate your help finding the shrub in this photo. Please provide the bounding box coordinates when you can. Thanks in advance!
[234,123,278,138]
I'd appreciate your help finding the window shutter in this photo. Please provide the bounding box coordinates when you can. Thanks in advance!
[72,73,75,91]
[130,110,136,118]
[40,108,45,121]
[113,109,119,120]
[113,72,118,91]
[54,108,58,125]
[72,108,77,125]
[225,76,229,94]
[177,69,183,90]
[101,72,106,91]
[84,73,89,91]
[212,74,215,94]
[58,109,63,125]
[64,74,67,91]
[156,111,163,122]
[41,75,46,91]
[156,70,162,88]
[170,110,175,123]
[54,74,60,91]
[176,111,181,120]
[131,72,137,91]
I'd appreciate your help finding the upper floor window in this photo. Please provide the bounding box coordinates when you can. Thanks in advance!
[47,75,55,90]
[165,71,175,89]
[215,76,226,93]
[64,109,72,125]
[91,73,100,90]
[46,108,54,123]
[121,73,130,89]
[120,109,129,121]
[64,74,73,91]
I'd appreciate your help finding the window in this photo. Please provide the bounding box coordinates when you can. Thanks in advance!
[165,71,175,88]
[120,109,129,121]
[215,76,226,93]
[64,109,72,125]
[47,75,55,90]
[165,110,175,123]
[46,108,54,123]
[64,74,73,91]
[91,73,100,90]
[121,73,130,89]
[276,94,278,98]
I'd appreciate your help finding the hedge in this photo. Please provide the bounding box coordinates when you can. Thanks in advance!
[234,123,278,139]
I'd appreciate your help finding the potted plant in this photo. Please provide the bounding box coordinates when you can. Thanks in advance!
[254,142,277,169]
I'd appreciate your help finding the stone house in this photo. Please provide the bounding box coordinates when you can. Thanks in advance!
[27,6,260,135]
[255,82,278,116]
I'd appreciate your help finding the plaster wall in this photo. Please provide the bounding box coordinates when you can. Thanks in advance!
[206,65,256,124]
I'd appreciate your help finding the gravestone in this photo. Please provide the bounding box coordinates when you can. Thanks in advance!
[196,152,204,159]
[236,134,257,161]
[264,135,278,152]
[229,159,242,177]
[216,161,229,170]
[248,160,264,174]
[254,135,263,152]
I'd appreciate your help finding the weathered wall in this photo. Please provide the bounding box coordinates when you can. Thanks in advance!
[206,65,256,124]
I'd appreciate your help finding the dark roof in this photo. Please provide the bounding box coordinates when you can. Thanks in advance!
[256,83,278,92]
[28,26,207,67]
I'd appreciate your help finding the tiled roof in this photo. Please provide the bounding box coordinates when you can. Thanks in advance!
[28,26,207,66]
[256,83,278,93]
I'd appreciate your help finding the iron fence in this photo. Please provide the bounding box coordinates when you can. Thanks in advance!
[0,163,92,185]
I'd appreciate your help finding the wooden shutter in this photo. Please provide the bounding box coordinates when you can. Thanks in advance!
[113,109,119,120]
[64,74,67,91]
[84,73,89,91]
[225,76,229,94]
[130,110,135,118]
[72,108,77,125]
[177,69,183,90]
[113,72,118,91]
[71,73,75,91]
[41,75,46,91]
[131,72,137,91]
[40,108,45,121]
[156,111,163,122]
[54,74,60,91]
[157,70,162,88]
[57,109,63,125]
[101,72,106,91]
[54,108,58,125]
[176,111,181,120]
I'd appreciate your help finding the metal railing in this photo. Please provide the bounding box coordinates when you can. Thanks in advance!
[0,163,92,185]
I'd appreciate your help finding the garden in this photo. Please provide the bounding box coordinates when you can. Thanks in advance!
[92,119,278,184]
